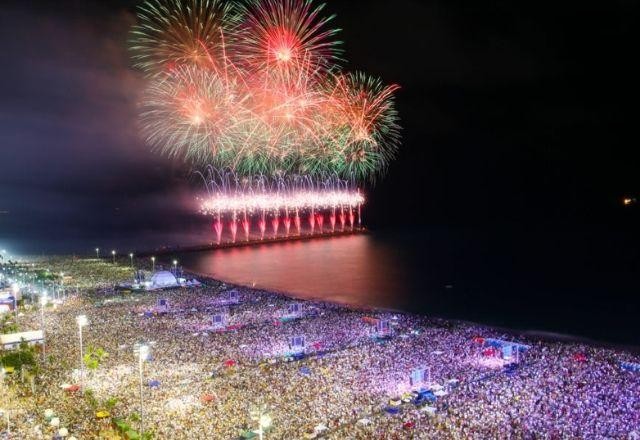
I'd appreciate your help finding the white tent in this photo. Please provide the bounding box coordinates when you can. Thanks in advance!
[150,271,178,289]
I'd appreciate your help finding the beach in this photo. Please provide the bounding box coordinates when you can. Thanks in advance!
[1,256,639,439]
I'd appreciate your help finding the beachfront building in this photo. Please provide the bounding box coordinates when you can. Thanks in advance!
[0,330,44,350]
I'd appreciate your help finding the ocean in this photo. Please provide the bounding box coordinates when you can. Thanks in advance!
[176,227,640,346]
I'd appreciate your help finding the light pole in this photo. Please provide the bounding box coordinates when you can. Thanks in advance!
[0,368,9,436]
[76,315,88,388]
[95,248,100,259]
[136,344,150,437]
[129,253,134,269]
[111,250,116,264]
[151,257,155,273]
[172,260,178,276]
[250,404,272,440]
[0,407,9,438]
[11,283,19,321]
[39,293,48,363]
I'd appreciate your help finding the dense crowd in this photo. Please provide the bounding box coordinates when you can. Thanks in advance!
[1,257,639,439]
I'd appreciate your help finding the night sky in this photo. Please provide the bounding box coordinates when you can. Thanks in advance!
[1,0,639,253]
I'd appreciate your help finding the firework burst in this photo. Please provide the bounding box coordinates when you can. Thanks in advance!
[130,0,240,76]
[324,72,402,180]
[235,0,343,76]
[132,0,401,183]
[140,65,253,164]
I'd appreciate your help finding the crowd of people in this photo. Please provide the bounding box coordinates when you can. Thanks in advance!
[1,257,639,439]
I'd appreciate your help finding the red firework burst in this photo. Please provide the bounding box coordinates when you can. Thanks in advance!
[235,0,342,76]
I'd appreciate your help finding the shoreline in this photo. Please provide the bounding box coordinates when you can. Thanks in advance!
[181,265,640,354]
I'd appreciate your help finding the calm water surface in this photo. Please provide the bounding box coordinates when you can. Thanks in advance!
[179,234,417,309]
[178,229,640,345]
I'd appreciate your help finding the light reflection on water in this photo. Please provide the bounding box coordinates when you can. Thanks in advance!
[176,228,640,345]
[179,234,414,310]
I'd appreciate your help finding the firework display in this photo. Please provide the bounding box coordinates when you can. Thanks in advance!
[132,0,401,181]
[199,167,364,242]
[132,0,401,242]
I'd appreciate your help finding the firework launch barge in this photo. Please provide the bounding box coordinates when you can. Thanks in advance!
[145,226,368,257]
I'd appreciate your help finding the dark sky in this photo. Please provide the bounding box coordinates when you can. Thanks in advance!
[1,0,639,253]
